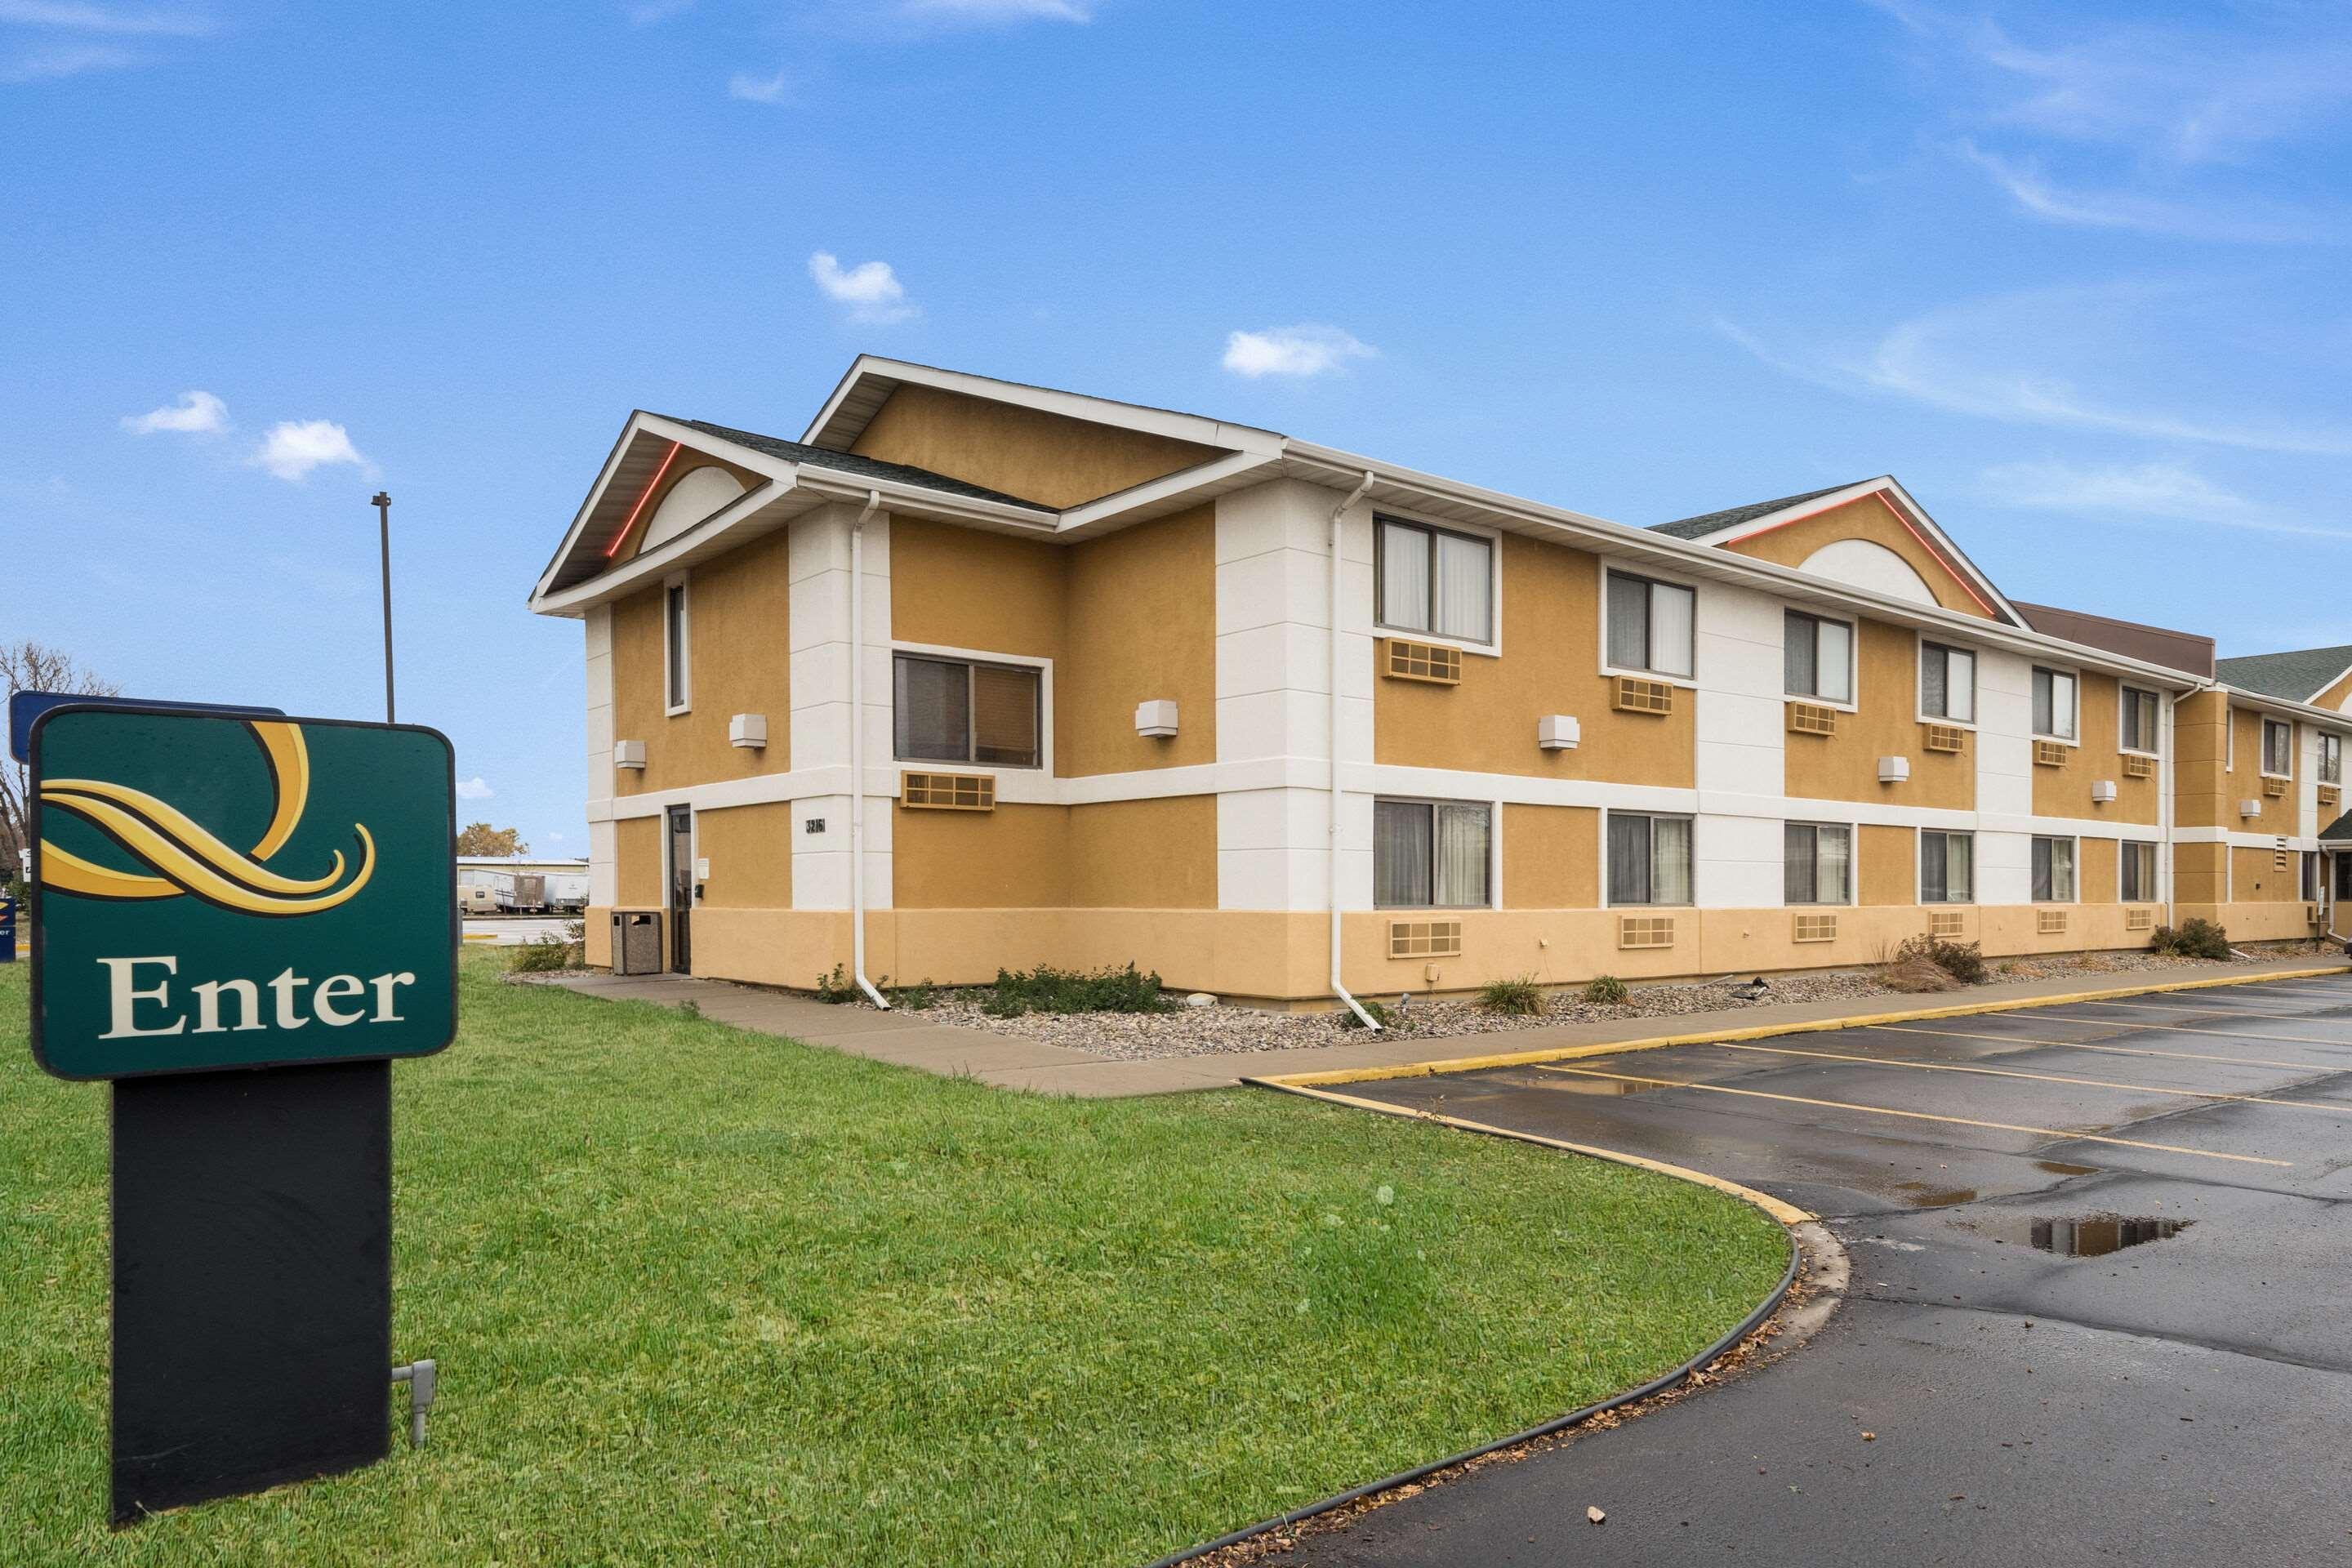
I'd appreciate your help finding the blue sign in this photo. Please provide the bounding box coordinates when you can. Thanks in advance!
[9,692,283,764]
[0,896,15,964]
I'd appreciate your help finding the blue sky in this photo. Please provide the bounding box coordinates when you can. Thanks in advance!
[5,0,2350,852]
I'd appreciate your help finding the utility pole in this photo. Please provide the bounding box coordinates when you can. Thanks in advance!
[372,491,395,723]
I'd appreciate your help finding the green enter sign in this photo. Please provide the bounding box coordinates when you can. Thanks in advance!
[29,706,457,1080]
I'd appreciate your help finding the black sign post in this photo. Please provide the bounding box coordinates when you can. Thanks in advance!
[26,702,457,1523]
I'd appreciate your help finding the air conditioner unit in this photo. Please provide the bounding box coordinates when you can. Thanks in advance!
[729,713,767,750]
[1878,755,1910,784]
[614,740,647,770]
[1134,699,1180,737]
[1538,715,1580,751]
[2238,799,2264,819]
[2090,780,2117,804]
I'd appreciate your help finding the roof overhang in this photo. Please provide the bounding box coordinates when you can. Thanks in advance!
[800,355,1286,457]
[2216,684,2352,733]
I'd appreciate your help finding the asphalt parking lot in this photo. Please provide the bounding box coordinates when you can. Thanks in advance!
[1263,974,2352,1566]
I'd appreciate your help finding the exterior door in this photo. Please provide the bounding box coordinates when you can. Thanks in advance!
[666,804,693,973]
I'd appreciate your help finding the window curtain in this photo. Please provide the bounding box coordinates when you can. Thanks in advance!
[1607,813,1650,904]
[2031,671,2052,735]
[1784,822,1816,904]
[1433,803,1490,906]
[1921,647,1946,719]
[1433,533,1491,642]
[1947,833,1973,902]
[1374,800,1432,907]
[1380,523,1430,631]
[1650,816,1692,905]
[1819,825,1851,902]
[1922,834,1947,903]
[2032,838,2053,902]
[1816,619,1851,702]
[1947,649,1975,721]
[1606,574,1647,670]
[971,664,1040,766]
[665,585,688,707]
[1784,616,1817,697]
[893,656,969,762]
[2051,839,2075,901]
[1651,583,1695,678]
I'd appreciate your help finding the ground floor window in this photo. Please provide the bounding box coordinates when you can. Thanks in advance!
[1784,822,1851,905]
[893,653,1042,768]
[1921,830,1973,904]
[2120,840,2157,903]
[1374,799,1490,908]
[2303,851,2319,902]
[1608,812,1694,906]
[2031,835,2077,902]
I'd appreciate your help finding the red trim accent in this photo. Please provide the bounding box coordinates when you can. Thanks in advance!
[1717,485,1999,617]
[604,440,682,559]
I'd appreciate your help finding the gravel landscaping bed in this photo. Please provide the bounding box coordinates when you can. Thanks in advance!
[893,943,2336,1062]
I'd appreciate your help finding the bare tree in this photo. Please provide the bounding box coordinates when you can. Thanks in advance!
[0,640,122,884]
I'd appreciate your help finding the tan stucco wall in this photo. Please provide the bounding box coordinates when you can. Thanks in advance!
[1374,534,1695,784]
[616,815,662,908]
[2175,840,2226,907]
[892,796,1216,910]
[2308,666,2352,711]
[2033,673,2158,825]
[849,384,1219,509]
[1501,804,1600,909]
[891,516,1065,662]
[1060,505,1216,776]
[693,801,796,910]
[2080,836,2118,904]
[1784,619,1972,808]
[1860,824,1915,905]
[2173,690,2230,830]
[615,454,764,562]
[2229,706,2298,836]
[1067,797,1217,908]
[609,528,792,796]
[1719,496,1999,621]
[2232,845,2303,903]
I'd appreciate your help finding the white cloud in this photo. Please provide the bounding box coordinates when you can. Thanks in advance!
[122,388,227,435]
[808,251,915,324]
[1980,458,2352,541]
[728,67,793,105]
[898,0,1091,21]
[1221,324,1377,379]
[1,41,136,80]
[1954,140,2321,243]
[544,830,566,843]
[456,776,494,800]
[251,419,373,483]
[0,1,212,34]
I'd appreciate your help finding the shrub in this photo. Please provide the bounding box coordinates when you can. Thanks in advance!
[510,933,581,972]
[982,964,1177,1018]
[1883,955,1961,993]
[1581,974,1628,1005]
[813,964,858,1004]
[1892,933,1985,986]
[890,978,938,1010]
[1340,998,1392,1030]
[1479,975,1544,1016]
[2150,918,2232,960]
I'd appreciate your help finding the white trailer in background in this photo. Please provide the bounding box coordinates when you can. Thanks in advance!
[542,872,590,914]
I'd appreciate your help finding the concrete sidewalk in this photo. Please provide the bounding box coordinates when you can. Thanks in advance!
[535,956,2349,1098]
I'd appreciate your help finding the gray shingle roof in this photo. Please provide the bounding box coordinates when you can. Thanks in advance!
[667,416,1057,514]
[2214,644,2352,703]
[1649,482,1870,540]
[2322,812,2352,843]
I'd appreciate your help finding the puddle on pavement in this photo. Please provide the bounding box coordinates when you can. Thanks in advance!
[1894,1183,1980,1207]
[2034,1160,2098,1176]
[1543,1074,1674,1097]
[2028,1215,2192,1258]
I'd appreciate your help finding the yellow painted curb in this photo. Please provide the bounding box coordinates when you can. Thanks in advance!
[461,933,501,942]
[1257,965,2352,1090]
[1251,1078,1815,1227]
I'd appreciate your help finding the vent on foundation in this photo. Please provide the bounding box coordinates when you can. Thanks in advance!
[1793,912,1838,943]
[2126,907,2154,932]
[2034,740,2068,768]
[900,772,995,811]
[1617,915,1675,950]
[1388,920,1462,960]
[2037,908,2069,935]
[1788,702,1837,737]
[1927,910,1966,938]
[1612,675,1673,715]
[1922,724,1966,754]
[1382,639,1461,684]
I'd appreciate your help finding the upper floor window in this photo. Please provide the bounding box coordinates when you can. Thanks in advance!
[2119,686,2160,755]
[1784,822,1851,906]
[2031,835,2077,902]
[1374,799,1490,909]
[1606,571,1695,679]
[664,580,691,712]
[2262,717,2293,777]
[2031,666,2077,741]
[1608,811,1694,906]
[1921,830,1974,904]
[1784,612,1853,703]
[2320,733,2342,785]
[1920,641,1976,723]
[893,653,1042,768]
[1377,518,1492,644]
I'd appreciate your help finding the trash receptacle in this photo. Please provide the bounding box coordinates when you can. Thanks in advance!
[610,910,662,975]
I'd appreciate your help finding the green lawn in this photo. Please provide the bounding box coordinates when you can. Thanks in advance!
[0,952,1786,1566]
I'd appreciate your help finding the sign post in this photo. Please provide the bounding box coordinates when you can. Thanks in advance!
[26,703,455,1523]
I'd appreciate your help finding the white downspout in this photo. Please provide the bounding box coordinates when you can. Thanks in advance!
[850,490,889,1009]
[1330,470,1381,1031]
[2159,688,2176,928]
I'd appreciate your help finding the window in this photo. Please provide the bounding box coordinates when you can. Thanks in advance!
[2119,686,2160,754]
[2303,852,2319,902]
[1920,831,1974,904]
[2262,718,2293,777]
[1784,822,1852,906]
[1377,518,1493,644]
[2031,666,2077,741]
[1608,812,1694,906]
[2031,836,2077,902]
[1374,800,1490,908]
[1606,572,1695,679]
[2322,733,2343,785]
[1920,642,1976,723]
[2120,840,2157,903]
[664,580,690,710]
[1784,612,1854,703]
[892,653,1042,768]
